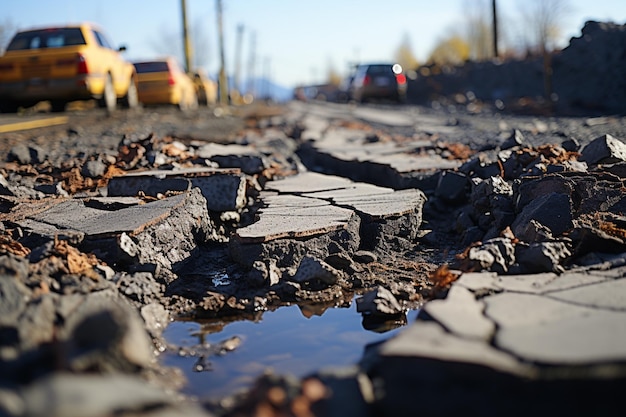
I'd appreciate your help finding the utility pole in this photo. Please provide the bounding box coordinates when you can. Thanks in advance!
[246,31,256,98]
[492,0,499,58]
[263,56,270,101]
[234,24,244,97]
[216,0,229,105]
[181,0,193,72]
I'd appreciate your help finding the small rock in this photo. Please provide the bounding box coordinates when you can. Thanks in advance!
[515,241,571,274]
[464,237,516,274]
[580,134,626,165]
[9,144,45,165]
[561,137,580,152]
[248,259,282,286]
[512,192,573,237]
[82,159,107,178]
[435,171,469,204]
[353,250,378,264]
[356,286,403,316]
[292,256,342,285]
[501,129,525,150]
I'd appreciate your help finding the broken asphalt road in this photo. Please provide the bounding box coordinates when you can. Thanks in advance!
[1,102,626,416]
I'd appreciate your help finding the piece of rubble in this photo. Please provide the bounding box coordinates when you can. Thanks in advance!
[422,285,495,340]
[8,143,46,165]
[461,238,516,274]
[511,192,573,237]
[580,134,626,165]
[297,126,461,190]
[19,373,209,417]
[561,137,580,152]
[570,212,626,256]
[107,166,246,212]
[513,219,554,243]
[195,142,271,175]
[356,286,403,316]
[20,188,216,282]
[469,176,515,238]
[292,255,342,285]
[435,170,469,204]
[235,193,357,243]
[231,172,426,274]
[248,259,282,286]
[514,241,571,274]
[501,129,525,150]
[81,159,107,178]
[303,184,426,248]
[62,292,155,372]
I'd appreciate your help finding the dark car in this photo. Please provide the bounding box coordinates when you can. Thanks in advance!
[350,63,407,103]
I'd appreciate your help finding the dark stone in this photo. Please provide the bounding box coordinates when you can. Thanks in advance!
[435,171,469,204]
[501,129,525,150]
[580,134,626,166]
[512,192,573,237]
[561,137,580,152]
[515,241,571,273]
[356,286,403,316]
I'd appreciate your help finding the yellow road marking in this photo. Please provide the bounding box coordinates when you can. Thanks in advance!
[0,116,68,133]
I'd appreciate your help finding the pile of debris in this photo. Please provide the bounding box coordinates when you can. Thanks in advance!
[406,20,626,115]
[427,131,626,275]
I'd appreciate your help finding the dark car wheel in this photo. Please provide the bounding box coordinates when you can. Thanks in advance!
[0,101,19,113]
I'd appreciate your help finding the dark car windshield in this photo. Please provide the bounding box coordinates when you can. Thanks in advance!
[133,62,170,73]
[7,28,86,51]
[365,65,393,75]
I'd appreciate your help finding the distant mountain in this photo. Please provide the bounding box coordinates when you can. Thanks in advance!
[231,77,293,102]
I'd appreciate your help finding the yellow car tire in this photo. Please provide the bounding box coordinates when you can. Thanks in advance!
[97,74,117,113]
[121,78,139,109]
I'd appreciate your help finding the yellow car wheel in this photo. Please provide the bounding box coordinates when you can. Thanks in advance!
[50,100,67,113]
[121,78,139,109]
[97,74,117,113]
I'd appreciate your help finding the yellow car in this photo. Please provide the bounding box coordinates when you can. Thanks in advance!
[0,22,138,113]
[133,58,198,111]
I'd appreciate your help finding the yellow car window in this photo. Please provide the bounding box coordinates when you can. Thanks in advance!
[6,28,86,50]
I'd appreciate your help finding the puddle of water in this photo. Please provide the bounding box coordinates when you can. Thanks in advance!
[162,301,419,400]
[210,272,231,287]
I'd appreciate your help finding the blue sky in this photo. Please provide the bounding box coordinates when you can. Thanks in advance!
[2,0,625,88]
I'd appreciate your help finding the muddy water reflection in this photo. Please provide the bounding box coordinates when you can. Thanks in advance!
[163,301,419,400]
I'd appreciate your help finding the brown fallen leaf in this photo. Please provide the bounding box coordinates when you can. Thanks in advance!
[429,264,460,289]
[0,233,30,257]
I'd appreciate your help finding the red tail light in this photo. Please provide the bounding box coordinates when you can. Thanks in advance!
[168,72,175,86]
[362,75,371,86]
[76,53,89,74]
[395,73,407,85]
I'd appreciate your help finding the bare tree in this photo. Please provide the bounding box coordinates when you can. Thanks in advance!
[0,19,17,54]
[394,33,419,71]
[325,58,341,86]
[518,0,570,55]
[518,0,570,101]
[463,0,493,61]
